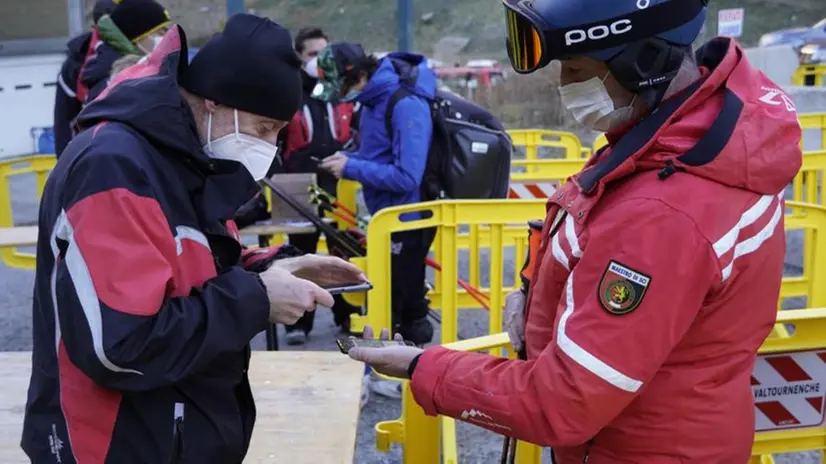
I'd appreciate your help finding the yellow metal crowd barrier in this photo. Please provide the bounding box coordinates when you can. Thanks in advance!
[351,199,547,339]
[378,308,826,464]
[794,64,826,87]
[370,200,826,464]
[366,199,826,463]
[507,129,586,160]
[0,155,55,269]
[353,199,826,343]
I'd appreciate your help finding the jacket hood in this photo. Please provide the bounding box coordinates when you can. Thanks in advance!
[76,25,204,162]
[578,38,802,198]
[65,32,92,62]
[75,25,261,219]
[357,52,437,106]
[78,17,142,96]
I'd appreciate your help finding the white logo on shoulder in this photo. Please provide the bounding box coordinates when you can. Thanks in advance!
[759,86,796,113]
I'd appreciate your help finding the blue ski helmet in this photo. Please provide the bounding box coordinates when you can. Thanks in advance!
[503,0,707,103]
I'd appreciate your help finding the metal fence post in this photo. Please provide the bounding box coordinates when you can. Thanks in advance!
[397,0,414,52]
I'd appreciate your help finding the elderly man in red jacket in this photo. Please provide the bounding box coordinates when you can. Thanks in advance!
[349,0,803,462]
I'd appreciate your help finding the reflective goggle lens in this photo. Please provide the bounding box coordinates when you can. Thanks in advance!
[504,5,543,73]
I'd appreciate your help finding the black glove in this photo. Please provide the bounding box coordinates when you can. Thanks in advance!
[241,244,304,273]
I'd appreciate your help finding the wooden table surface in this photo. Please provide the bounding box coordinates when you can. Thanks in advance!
[239,218,336,237]
[0,351,363,464]
[0,226,38,248]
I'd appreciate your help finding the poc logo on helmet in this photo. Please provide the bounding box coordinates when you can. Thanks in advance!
[564,19,633,46]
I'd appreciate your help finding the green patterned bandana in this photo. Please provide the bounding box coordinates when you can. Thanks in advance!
[311,46,342,101]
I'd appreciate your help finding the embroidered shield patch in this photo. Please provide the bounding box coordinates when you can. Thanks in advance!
[598,260,652,315]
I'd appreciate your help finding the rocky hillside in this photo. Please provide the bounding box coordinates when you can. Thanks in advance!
[83,0,826,59]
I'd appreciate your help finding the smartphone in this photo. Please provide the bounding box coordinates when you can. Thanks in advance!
[336,337,415,354]
[324,281,373,295]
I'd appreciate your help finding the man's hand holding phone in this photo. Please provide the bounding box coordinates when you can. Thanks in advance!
[258,266,333,324]
[259,254,369,324]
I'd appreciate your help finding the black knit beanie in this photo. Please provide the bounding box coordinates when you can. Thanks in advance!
[92,0,116,23]
[110,0,171,42]
[181,14,302,122]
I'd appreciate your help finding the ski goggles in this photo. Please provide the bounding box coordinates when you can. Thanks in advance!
[503,0,551,74]
[503,0,709,74]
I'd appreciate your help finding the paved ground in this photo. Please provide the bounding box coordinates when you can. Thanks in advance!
[1,124,823,463]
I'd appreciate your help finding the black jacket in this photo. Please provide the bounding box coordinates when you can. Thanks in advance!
[53,33,91,156]
[24,27,270,464]
[53,29,124,157]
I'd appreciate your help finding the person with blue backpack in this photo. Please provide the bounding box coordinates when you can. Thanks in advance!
[316,42,438,350]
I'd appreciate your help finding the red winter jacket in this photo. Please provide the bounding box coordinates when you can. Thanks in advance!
[410,38,802,463]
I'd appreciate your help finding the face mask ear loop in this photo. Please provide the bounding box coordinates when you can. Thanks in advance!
[206,111,214,151]
[233,110,241,140]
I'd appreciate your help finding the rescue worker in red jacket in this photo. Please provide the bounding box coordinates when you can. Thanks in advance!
[278,27,361,344]
[348,0,804,462]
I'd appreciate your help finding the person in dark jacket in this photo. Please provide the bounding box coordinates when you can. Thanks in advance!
[317,43,437,347]
[279,27,361,345]
[22,15,365,464]
[53,0,116,156]
[53,0,171,157]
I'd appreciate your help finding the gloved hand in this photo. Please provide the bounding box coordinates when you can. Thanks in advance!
[241,244,303,273]
[503,289,527,353]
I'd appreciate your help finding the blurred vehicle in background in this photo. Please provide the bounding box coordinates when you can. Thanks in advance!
[758,18,826,49]
[434,62,506,100]
[798,38,826,65]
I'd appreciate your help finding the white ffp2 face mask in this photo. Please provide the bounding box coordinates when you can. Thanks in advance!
[559,74,636,133]
[202,110,278,181]
[305,56,319,78]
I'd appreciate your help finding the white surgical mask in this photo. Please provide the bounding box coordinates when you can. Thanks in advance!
[152,35,163,50]
[202,110,278,181]
[305,56,319,78]
[559,73,636,132]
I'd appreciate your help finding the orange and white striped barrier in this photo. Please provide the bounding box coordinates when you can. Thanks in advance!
[752,350,826,432]
[507,182,560,199]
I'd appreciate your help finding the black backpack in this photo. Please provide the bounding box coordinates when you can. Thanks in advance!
[384,58,512,201]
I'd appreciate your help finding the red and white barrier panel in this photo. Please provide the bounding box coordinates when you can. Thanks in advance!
[508,182,559,199]
[752,350,826,432]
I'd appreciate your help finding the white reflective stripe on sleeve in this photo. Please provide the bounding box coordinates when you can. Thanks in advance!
[557,271,643,393]
[713,193,776,257]
[174,226,210,256]
[564,214,582,258]
[57,72,77,98]
[49,222,63,353]
[720,194,784,281]
[551,231,569,271]
[54,210,143,375]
